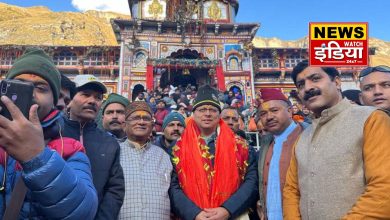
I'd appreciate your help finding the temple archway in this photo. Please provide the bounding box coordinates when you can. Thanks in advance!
[132,84,145,101]
[158,49,213,89]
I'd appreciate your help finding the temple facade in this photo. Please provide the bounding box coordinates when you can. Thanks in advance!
[0,2,386,103]
[113,0,259,101]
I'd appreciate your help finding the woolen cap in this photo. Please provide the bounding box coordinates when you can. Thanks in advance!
[192,85,221,112]
[162,112,186,130]
[101,93,130,114]
[7,48,61,105]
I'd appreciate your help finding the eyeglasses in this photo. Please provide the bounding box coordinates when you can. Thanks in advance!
[126,115,153,123]
[359,65,390,80]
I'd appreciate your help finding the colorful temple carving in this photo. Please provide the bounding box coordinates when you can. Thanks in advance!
[113,0,259,100]
[0,2,389,102]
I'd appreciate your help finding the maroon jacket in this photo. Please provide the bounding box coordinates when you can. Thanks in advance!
[154,109,169,132]
[257,123,306,218]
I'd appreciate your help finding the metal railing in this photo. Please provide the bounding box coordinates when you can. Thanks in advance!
[245,131,261,151]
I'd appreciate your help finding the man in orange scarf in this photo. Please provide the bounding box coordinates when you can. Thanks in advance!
[169,85,258,220]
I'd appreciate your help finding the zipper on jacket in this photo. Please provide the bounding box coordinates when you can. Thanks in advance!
[79,122,86,146]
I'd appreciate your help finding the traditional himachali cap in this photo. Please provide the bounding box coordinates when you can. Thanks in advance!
[7,48,61,105]
[192,85,222,112]
[162,112,186,130]
[125,101,153,118]
[260,88,288,102]
[101,93,130,114]
[74,74,107,93]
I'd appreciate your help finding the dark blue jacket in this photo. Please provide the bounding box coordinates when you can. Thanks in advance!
[169,137,259,220]
[62,117,125,220]
[0,111,98,219]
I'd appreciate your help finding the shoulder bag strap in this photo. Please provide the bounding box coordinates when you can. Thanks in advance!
[3,177,28,220]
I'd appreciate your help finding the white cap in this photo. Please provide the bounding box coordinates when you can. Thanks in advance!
[74,74,107,93]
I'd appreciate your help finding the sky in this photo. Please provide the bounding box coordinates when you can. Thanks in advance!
[2,0,390,41]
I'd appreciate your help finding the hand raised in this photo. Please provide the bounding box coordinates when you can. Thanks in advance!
[0,96,44,163]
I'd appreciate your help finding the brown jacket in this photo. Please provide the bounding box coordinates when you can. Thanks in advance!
[257,122,305,218]
[283,108,390,219]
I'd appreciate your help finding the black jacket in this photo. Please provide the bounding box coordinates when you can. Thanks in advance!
[153,135,176,156]
[62,116,125,220]
[169,136,259,220]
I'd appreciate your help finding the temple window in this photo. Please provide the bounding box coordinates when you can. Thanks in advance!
[0,52,17,66]
[258,55,279,68]
[53,51,78,66]
[114,54,120,65]
[133,51,147,68]
[84,52,109,66]
[227,56,240,71]
[285,55,305,68]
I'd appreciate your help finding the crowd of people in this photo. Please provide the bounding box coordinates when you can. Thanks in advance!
[129,84,249,132]
[0,48,390,219]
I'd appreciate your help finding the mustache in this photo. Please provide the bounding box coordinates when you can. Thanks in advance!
[266,119,278,125]
[109,119,123,125]
[170,131,180,136]
[83,105,97,112]
[303,89,321,101]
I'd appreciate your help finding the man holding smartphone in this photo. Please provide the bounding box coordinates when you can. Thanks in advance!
[0,48,97,219]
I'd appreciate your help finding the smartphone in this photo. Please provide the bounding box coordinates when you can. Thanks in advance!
[0,79,34,120]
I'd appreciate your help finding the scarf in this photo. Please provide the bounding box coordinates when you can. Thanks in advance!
[172,118,249,208]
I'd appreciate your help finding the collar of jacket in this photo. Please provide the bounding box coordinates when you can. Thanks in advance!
[63,116,97,130]
[41,109,62,140]
[314,98,351,126]
[158,135,176,148]
[41,109,62,128]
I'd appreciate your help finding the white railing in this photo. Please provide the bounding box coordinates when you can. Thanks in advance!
[245,131,261,151]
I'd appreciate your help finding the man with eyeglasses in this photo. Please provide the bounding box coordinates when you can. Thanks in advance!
[119,101,172,219]
[169,85,258,220]
[283,60,390,219]
[359,65,390,113]
[63,75,125,220]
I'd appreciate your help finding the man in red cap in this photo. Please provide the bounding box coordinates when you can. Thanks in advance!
[256,88,307,220]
